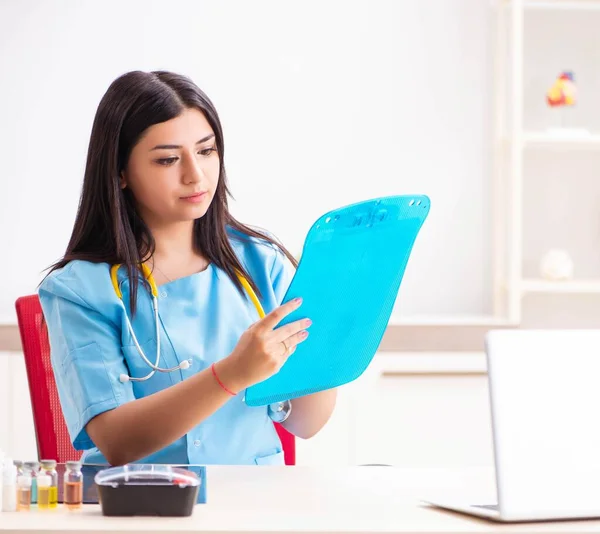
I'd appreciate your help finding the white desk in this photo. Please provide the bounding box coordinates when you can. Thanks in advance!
[1,466,599,534]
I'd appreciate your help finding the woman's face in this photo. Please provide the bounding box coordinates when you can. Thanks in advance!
[121,107,220,228]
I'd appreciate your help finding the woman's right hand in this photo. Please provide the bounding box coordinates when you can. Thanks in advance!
[216,297,312,393]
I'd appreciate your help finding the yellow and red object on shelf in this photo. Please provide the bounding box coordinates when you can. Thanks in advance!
[546,71,577,107]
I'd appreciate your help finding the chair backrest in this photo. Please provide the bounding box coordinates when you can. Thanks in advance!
[15,295,79,463]
[15,294,295,465]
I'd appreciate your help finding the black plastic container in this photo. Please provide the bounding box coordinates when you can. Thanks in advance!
[94,464,201,516]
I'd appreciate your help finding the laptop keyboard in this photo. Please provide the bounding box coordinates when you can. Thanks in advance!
[473,504,498,510]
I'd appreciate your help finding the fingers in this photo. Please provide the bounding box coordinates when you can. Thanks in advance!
[282,329,310,353]
[260,297,303,331]
[274,317,312,342]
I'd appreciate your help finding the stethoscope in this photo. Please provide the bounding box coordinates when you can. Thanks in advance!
[109,263,292,423]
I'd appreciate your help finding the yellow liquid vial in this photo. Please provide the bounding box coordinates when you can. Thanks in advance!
[49,486,58,508]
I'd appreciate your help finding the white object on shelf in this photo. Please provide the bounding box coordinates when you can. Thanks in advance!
[539,249,574,281]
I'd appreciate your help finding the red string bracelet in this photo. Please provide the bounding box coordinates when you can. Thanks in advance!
[211,363,237,396]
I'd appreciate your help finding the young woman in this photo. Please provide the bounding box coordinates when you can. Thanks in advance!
[38,70,337,467]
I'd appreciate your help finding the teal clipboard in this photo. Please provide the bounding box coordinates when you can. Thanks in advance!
[244,195,430,407]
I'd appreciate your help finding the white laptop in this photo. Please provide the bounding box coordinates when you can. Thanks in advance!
[424,329,600,523]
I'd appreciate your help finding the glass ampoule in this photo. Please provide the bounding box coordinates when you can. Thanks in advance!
[16,473,31,511]
[39,460,58,509]
[23,461,39,505]
[63,461,83,510]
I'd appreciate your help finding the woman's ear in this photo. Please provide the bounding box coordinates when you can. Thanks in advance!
[120,171,127,189]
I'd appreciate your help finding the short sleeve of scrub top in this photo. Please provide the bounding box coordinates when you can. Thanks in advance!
[38,231,297,466]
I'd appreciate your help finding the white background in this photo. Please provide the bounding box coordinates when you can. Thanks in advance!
[1,0,600,474]
[1,0,600,325]
[0,0,494,322]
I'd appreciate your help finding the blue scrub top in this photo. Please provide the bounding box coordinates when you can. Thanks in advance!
[38,230,295,466]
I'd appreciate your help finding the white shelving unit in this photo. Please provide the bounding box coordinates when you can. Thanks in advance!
[492,0,600,324]
[520,279,600,294]
[523,132,600,148]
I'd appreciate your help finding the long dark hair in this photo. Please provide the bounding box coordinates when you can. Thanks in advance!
[46,70,298,314]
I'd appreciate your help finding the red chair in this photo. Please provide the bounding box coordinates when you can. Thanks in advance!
[15,294,296,465]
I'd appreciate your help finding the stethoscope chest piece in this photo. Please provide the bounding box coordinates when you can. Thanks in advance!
[267,400,292,423]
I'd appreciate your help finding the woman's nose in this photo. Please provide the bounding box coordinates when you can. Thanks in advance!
[183,156,205,184]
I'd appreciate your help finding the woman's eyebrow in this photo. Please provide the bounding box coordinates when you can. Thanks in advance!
[149,134,215,151]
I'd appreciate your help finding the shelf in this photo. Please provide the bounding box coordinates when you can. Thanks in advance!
[523,131,600,149]
[502,0,600,10]
[521,279,600,294]
[494,0,600,323]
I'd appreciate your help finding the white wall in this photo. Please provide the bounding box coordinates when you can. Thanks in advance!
[0,0,494,322]
[0,352,38,461]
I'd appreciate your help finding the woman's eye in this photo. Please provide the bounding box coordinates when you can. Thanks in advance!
[157,157,178,166]
[199,147,217,157]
